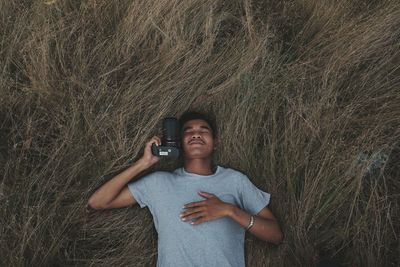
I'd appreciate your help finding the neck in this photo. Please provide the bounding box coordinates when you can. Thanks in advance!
[183,158,215,175]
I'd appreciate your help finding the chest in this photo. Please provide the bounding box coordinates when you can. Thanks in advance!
[152,180,243,237]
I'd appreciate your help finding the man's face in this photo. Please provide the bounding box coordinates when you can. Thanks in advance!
[181,119,216,159]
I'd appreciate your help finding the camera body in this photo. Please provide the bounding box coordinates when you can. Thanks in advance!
[151,117,180,158]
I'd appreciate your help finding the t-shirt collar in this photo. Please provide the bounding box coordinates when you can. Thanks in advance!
[179,165,221,179]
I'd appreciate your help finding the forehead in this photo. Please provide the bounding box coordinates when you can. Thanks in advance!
[182,119,211,129]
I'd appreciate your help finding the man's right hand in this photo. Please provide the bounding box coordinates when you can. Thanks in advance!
[139,136,161,168]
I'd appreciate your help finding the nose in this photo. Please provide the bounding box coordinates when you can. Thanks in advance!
[189,130,203,139]
[191,133,201,139]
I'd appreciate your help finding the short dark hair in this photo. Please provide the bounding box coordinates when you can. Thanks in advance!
[178,111,217,138]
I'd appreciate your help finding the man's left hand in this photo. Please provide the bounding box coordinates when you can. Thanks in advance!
[180,191,232,225]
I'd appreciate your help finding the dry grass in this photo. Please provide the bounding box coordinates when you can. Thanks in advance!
[1,0,399,266]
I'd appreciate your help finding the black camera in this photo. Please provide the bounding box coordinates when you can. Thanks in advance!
[151,117,180,158]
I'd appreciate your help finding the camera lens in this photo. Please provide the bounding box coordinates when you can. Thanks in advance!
[162,117,180,147]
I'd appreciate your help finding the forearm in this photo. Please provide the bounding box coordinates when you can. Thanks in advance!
[88,159,149,208]
[228,205,283,245]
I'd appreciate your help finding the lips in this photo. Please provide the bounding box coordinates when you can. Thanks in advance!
[189,139,204,145]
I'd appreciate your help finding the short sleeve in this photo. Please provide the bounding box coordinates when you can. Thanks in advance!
[238,174,271,215]
[127,174,154,209]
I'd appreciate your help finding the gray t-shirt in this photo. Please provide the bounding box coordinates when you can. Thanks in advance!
[127,165,271,267]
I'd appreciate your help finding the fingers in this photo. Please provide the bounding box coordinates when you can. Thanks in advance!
[183,200,207,208]
[181,207,204,218]
[191,217,205,225]
[145,136,161,149]
[143,136,161,160]
[180,211,206,222]
[148,136,161,146]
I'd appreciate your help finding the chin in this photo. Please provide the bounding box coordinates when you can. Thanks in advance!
[183,151,213,159]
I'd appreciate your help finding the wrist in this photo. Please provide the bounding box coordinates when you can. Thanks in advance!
[136,158,152,170]
[226,204,237,218]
